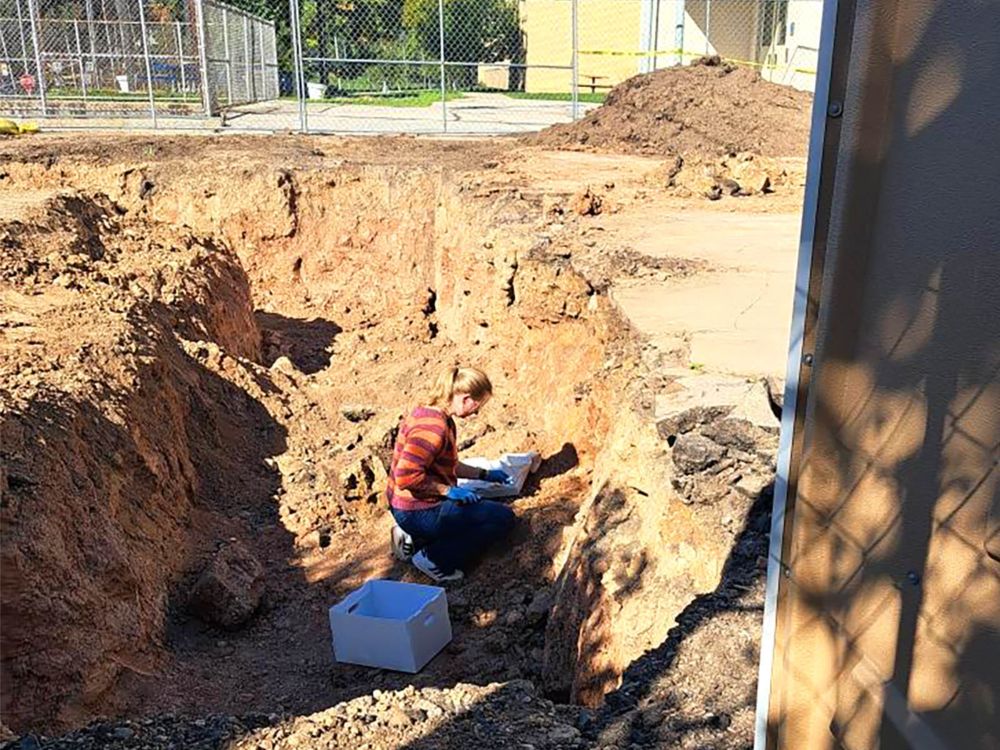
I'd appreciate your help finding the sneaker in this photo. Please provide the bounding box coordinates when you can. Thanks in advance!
[411,550,464,582]
[391,524,416,562]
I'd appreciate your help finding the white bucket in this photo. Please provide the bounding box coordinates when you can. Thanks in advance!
[115,74,130,93]
[306,81,326,100]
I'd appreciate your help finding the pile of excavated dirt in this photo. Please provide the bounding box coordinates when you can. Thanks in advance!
[529,57,813,160]
[1,136,780,750]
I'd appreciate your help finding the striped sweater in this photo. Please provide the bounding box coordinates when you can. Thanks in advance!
[386,406,458,511]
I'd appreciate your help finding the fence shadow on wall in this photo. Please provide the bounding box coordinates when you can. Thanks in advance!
[763,0,1000,746]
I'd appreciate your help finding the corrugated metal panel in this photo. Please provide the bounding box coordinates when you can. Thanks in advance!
[763,1,1000,748]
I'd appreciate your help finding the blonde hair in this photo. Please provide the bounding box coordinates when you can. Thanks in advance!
[428,366,493,408]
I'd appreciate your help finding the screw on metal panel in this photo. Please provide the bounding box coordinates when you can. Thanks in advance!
[828,100,843,117]
[803,353,814,366]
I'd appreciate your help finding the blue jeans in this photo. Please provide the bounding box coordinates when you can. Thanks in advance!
[391,500,516,575]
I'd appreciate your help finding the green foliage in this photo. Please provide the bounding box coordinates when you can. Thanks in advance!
[318,89,463,106]
[504,91,607,103]
[300,0,405,58]
[401,0,522,86]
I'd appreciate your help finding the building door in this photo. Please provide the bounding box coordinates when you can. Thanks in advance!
[756,0,788,82]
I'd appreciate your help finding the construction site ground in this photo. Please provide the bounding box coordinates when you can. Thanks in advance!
[1,62,810,750]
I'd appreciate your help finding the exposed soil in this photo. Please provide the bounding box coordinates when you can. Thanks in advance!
[528,57,813,160]
[0,129,789,750]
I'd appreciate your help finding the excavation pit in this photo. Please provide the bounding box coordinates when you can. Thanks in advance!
[0,134,791,749]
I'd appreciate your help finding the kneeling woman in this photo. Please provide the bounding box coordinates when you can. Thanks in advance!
[387,365,515,582]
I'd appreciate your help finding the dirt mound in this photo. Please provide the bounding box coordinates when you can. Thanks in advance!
[6,681,584,750]
[529,57,813,159]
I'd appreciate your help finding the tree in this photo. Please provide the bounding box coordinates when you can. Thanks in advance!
[402,0,521,88]
[201,0,525,94]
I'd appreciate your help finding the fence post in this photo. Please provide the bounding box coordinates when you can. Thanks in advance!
[270,21,278,99]
[73,19,87,100]
[84,0,97,83]
[193,0,212,116]
[256,23,264,101]
[13,0,30,91]
[175,21,186,95]
[222,8,232,104]
[673,0,685,66]
[288,0,307,132]
[571,0,578,120]
[705,0,711,55]
[24,0,47,116]
[135,0,157,126]
[437,0,446,133]
[243,14,251,100]
[639,0,654,74]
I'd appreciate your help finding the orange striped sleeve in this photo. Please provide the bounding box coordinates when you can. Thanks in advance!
[393,413,451,497]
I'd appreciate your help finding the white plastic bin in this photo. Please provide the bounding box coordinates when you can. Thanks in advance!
[458,451,541,498]
[306,81,326,100]
[115,74,130,93]
[329,580,452,673]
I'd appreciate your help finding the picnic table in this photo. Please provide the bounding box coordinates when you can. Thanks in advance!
[580,74,609,93]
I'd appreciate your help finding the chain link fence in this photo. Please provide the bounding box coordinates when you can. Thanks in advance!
[1,0,821,133]
[203,0,279,112]
[0,0,278,122]
[569,0,819,96]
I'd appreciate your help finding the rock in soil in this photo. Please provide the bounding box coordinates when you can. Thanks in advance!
[188,541,265,629]
[671,433,724,474]
[570,187,603,216]
[340,404,376,422]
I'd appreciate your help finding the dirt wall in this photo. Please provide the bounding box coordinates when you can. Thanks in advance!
[0,193,263,727]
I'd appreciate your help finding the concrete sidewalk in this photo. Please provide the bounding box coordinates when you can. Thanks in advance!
[7,93,598,135]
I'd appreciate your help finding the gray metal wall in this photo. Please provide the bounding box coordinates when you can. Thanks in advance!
[761,1,1000,747]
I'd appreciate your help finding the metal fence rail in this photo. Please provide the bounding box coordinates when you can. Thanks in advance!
[0,0,822,134]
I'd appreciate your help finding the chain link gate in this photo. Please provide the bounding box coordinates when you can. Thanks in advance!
[1,0,821,133]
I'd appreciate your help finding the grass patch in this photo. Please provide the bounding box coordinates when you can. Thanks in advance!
[304,90,464,107]
[504,91,607,104]
[45,87,200,103]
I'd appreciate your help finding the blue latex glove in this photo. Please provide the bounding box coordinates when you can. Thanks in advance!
[446,485,481,505]
[482,469,514,485]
